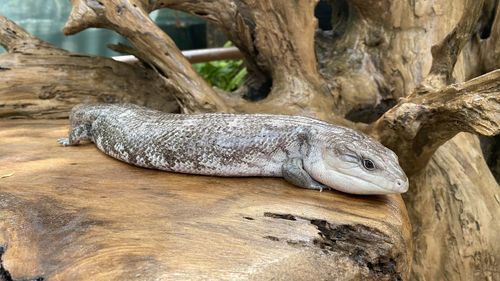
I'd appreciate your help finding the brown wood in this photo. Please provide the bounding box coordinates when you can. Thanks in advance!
[1,0,499,280]
[64,0,341,121]
[0,119,411,281]
[64,0,230,113]
[0,16,178,119]
[405,132,500,280]
[370,69,500,176]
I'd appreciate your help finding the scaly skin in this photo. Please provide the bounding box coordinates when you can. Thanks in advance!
[59,104,409,195]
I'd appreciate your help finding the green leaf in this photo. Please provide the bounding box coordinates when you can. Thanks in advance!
[192,42,247,91]
[227,68,247,91]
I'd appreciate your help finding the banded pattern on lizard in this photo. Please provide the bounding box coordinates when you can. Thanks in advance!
[58,104,408,195]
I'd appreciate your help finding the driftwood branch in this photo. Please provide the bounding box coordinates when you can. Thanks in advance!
[0,15,66,55]
[371,69,500,175]
[422,0,486,88]
[64,0,230,113]
[0,15,178,119]
[63,0,344,122]
[366,0,498,176]
[165,0,334,107]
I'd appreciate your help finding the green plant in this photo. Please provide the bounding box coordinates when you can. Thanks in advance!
[193,43,247,92]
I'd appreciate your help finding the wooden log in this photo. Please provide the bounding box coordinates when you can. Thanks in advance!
[0,15,178,120]
[0,53,179,119]
[0,119,412,281]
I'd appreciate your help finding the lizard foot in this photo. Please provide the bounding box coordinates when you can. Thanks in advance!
[57,138,70,146]
[282,158,329,192]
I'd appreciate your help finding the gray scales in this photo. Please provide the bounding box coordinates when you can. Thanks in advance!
[58,104,409,195]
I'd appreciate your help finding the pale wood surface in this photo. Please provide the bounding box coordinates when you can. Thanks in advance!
[0,120,411,281]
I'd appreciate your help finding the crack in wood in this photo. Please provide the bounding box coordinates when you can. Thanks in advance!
[263,212,297,221]
[0,246,13,281]
[263,212,402,280]
[0,246,44,281]
[310,219,402,281]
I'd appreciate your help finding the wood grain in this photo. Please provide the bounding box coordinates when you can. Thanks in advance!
[0,120,411,281]
[0,15,178,120]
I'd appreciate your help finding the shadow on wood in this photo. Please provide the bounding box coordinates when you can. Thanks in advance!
[0,120,411,280]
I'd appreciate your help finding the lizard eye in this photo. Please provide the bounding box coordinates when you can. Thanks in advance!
[362,159,376,171]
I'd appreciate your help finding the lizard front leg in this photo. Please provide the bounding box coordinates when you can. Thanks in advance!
[58,124,92,146]
[282,158,329,191]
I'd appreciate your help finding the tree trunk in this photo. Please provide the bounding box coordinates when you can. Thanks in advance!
[1,0,499,280]
[407,133,499,280]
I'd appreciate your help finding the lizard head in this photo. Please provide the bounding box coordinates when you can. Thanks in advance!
[308,129,409,195]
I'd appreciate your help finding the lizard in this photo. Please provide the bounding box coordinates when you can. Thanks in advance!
[58,103,409,195]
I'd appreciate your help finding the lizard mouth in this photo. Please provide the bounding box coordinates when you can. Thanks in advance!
[313,169,404,195]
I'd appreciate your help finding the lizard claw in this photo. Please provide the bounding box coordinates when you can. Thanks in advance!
[57,138,70,146]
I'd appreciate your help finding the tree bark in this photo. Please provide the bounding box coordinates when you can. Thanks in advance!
[406,133,499,280]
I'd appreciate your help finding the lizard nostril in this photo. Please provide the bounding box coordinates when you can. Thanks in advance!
[394,180,408,193]
[395,179,409,192]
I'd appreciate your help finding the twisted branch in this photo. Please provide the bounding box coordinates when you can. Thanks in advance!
[371,70,500,175]
[64,0,230,113]
[421,0,486,89]
[64,0,338,119]
[0,15,67,55]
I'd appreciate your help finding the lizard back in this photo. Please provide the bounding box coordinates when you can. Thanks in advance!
[75,104,344,177]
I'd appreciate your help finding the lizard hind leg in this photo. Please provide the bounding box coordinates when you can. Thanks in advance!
[58,124,92,146]
[282,157,329,192]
